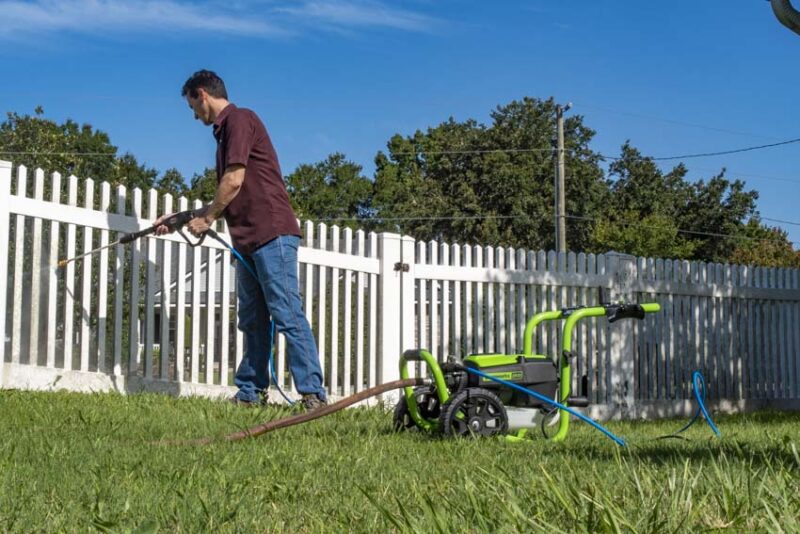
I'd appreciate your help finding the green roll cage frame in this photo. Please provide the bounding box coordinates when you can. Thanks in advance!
[399,302,660,441]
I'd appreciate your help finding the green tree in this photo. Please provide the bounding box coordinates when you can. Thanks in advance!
[187,167,217,203]
[0,107,168,195]
[113,153,158,192]
[0,107,117,181]
[592,211,697,259]
[285,153,373,228]
[603,143,691,219]
[681,172,759,263]
[595,143,759,262]
[372,97,606,250]
[729,218,800,268]
[155,168,188,199]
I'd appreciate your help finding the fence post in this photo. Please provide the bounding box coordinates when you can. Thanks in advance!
[378,232,403,401]
[400,235,417,355]
[603,252,637,418]
[0,161,12,387]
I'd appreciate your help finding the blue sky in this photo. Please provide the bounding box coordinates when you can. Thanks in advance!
[1,1,799,244]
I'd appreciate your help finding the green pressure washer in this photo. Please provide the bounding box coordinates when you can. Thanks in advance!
[394,302,660,442]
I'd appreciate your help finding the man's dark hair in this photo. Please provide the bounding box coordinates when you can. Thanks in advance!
[181,70,228,99]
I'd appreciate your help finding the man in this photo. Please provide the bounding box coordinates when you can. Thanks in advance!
[155,69,327,410]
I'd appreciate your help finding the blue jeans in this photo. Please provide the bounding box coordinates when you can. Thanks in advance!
[233,235,326,402]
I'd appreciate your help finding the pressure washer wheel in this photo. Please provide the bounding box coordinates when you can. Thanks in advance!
[392,386,442,431]
[440,387,508,438]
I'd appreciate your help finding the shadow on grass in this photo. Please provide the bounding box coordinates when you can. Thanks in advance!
[365,408,800,471]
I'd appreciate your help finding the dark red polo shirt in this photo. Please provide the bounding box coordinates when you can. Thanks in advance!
[213,103,300,255]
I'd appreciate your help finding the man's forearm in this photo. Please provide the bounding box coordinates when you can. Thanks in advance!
[204,165,245,221]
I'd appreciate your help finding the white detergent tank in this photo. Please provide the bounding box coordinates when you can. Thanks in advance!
[505,406,561,431]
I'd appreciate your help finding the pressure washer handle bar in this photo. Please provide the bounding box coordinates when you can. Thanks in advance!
[604,302,660,323]
[118,209,203,246]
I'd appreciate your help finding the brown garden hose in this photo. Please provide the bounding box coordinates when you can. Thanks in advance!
[170,377,427,446]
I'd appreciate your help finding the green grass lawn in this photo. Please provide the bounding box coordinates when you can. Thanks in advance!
[1,389,798,533]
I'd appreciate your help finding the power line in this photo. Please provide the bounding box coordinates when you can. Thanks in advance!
[4,135,800,162]
[652,162,800,184]
[0,151,117,157]
[5,140,800,238]
[5,149,800,188]
[312,213,799,247]
[563,214,799,246]
[762,216,800,227]
[381,136,800,161]
[576,102,780,141]
[0,147,558,158]
[317,214,517,223]
[381,148,557,156]
[643,137,800,161]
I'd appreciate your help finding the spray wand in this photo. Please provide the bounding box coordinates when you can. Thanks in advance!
[57,209,204,269]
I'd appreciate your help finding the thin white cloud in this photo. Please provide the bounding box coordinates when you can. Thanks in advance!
[277,1,437,32]
[0,0,437,40]
[0,0,283,38]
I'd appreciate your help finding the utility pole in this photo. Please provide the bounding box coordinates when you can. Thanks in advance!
[554,103,570,253]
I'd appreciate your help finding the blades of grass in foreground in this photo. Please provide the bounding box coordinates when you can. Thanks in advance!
[0,390,798,532]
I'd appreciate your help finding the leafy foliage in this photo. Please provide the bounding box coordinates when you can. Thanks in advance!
[285,153,373,229]
[0,108,175,196]
[594,143,762,262]
[0,107,117,181]
[187,167,217,203]
[729,219,800,268]
[372,97,606,251]
[592,211,698,259]
[155,168,188,199]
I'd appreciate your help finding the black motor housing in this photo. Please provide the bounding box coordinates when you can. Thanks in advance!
[463,355,558,408]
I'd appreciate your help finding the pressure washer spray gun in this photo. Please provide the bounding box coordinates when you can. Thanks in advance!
[57,209,206,269]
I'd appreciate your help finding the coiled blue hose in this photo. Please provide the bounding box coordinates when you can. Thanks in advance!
[661,371,720,439]
[693,371,721,436]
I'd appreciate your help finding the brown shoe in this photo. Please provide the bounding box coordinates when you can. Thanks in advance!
[300,394,328,411]
[228,395,267,407]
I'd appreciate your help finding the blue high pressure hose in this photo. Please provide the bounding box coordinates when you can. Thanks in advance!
[666,371,721,438]
[464,367,720,447]
[694,371,721,436]
[464,367,628,446]
[206,230,295,406]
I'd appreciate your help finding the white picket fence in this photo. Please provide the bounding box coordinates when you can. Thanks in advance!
[1,160,798,417]
[407,245,800,417]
